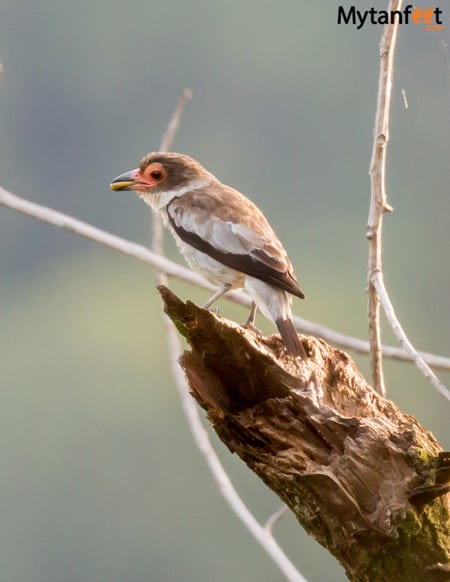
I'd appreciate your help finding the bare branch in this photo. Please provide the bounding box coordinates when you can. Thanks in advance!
[297,319,450,370]
[1,186,449,375]
[367,0,402,396]
[373,273,450,401]
[366,1,449,399]
[153,88,193,274]
[159,88,193,153]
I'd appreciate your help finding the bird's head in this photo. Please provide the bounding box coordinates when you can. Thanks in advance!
[110,152,213,207]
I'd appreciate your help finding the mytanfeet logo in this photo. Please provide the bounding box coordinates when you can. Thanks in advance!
[337,4,444,31]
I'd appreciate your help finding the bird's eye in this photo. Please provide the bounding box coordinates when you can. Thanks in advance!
[150,170,163,180]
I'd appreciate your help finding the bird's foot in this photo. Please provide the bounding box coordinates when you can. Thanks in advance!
[242,320,263,339]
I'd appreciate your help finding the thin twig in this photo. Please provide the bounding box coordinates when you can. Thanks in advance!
[159,89,193,153]
[373,273,449,400]
[401,89,408,110]
[1,186,449,374]
[265,506,289,535]
[153,88,193,274]
[149,92,309,582]
[367,0,402,395]
[366,1,448,399]
[296,319,450,370]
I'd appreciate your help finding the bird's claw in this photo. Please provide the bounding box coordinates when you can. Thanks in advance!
[242,320,263,339]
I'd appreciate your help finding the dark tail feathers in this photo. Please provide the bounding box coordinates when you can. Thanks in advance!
[276,318,307,359]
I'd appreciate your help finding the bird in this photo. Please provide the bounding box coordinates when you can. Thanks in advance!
[110,152,307,359]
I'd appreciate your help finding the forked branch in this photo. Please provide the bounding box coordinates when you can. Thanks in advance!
[366,0,448,399]
[367,0,401,395]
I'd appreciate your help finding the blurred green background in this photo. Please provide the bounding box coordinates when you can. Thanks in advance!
[0,1,449,580]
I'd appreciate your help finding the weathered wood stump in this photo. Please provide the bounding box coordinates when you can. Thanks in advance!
[159,286,450,582]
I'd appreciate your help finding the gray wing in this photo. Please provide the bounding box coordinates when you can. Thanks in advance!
[166,189,305,298]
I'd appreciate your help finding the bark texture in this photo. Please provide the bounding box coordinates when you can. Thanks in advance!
[159,286,450,582]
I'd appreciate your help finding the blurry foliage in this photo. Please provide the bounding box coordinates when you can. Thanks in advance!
[0,0,449,580]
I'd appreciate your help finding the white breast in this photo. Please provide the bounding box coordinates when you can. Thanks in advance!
[165,217,244,288]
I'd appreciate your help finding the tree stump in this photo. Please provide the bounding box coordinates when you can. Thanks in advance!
[159,286,450,582]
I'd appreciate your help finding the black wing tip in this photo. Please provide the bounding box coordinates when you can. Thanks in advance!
[294,288,306,300]
[263,275,305,299]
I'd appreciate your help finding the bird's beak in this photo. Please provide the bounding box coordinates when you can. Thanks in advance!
[110,169,140,191]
